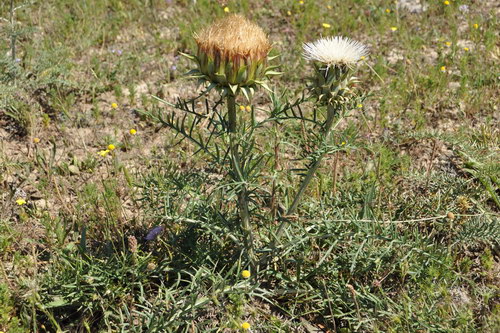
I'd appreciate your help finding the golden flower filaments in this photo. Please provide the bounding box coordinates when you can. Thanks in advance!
[183,14,278,98]
[303,36,368,106]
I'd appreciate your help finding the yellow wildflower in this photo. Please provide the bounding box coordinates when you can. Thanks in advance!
[440,66,446,72]
[444,1,450,5]
[107,144,116,151]
[473,23,479,29]
[327,5,332,9]
[224,7,230,13]
[341,141,346,146]
[245,105,251,112]
[463,47,469,52]
[299,0,304,4]
[239,105,245,111]
[111,103,118,109]
[390,26,398,31]
[357,104,363,108]
[129,128,137,135]
[445,41,451,47]
[322,23,331,28]
[16,198,26,206]
[241,270,251,279]
[287,10,292,15]
[33,137,40,144]
[241,322,251,330]
[98,149,110,157]
[385,8,391,13]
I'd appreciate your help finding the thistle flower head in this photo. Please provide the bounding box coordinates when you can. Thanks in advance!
[303,36,368,67]
[185,14,278,98]
[303,36,368,107]
[195,14,271,63]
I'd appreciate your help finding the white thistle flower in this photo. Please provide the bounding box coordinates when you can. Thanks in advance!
[303,36,368,66]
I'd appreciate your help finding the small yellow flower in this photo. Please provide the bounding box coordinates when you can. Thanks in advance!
[241,322,251,330]
[443,1,450,5]
[357,104,363,108]
[241,270,251,279]
[107,144,116,151]
[287,10,292,15]
[327,5,332,9]
[111,102,118,109]
[129,128,137,135]
[224,7,230,13]
[341,141,346,146]
[457,195,472,211]
[463,47,469,52]
[473,23,479,29]
[299,0,304,4]
[445,41,451,47]
[322,23,331,29]
[98,149,110,157]
[360,56,365,60]
[440,66,446,72]
[245,105,251,112]
[16,198,26,206]
[239,105,245,111]
[33,137,40,144]
[385,8,391,13]
[390,26,398,31]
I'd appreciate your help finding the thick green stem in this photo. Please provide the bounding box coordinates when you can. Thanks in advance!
[274,104,339,240]
[227,94,255,269]
[228,94,237,133]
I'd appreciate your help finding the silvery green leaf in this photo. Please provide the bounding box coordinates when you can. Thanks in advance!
[267,54,280,61]
[257,81,273,93]
[178,52,196,61]
[241,87,250,101]
[265,70,282,76]
[229,84,238,95]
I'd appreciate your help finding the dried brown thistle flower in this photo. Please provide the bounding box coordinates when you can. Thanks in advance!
[195,14,271,66]
[128,235,138,253]
[183,14,279,98]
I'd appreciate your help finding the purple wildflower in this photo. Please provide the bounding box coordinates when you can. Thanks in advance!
[145,225,165,241]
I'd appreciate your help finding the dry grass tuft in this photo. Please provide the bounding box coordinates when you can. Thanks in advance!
[195,14,271,63]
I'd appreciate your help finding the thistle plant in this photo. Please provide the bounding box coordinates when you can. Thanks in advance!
[152,17,368,270]
[274,36,368,240]
[176,14,279,268]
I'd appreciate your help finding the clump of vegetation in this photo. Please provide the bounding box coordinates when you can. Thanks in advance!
[0,0,498,332]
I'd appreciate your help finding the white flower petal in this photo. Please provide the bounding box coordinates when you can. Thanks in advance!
[303,36,368,65]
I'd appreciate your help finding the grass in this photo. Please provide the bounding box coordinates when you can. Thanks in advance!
[0,0,499,332]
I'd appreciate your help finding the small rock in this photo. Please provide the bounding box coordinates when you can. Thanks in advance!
[448,82,461,90]
[387,50,404,64]
[68,165,80,175]
[35,199,49,209]
[397,0,428,14]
